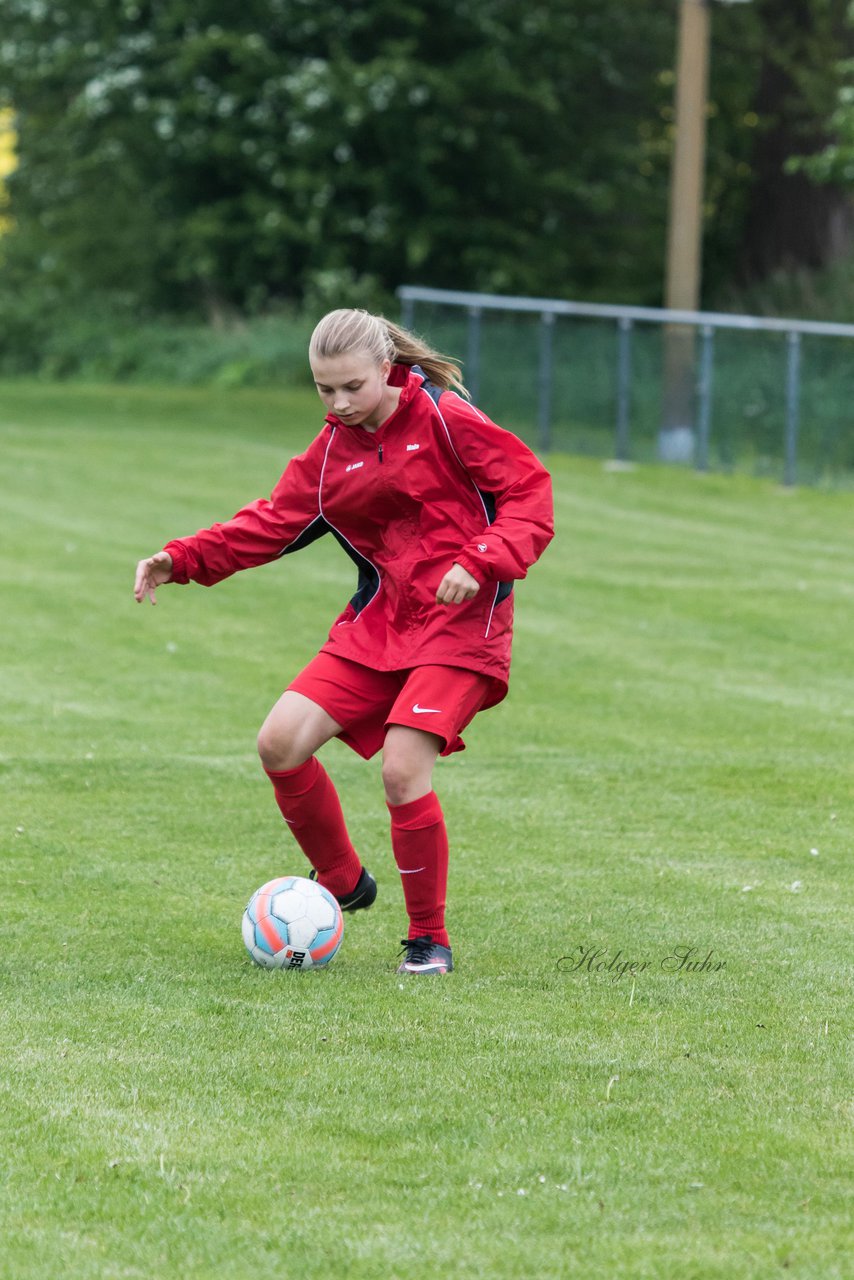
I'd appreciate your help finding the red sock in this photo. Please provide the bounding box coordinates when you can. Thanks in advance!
[387,790,450,948]
[265,757,362,898]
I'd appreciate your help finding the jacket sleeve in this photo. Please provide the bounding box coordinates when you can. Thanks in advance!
[164,437,326,587]
[438,395,554,585]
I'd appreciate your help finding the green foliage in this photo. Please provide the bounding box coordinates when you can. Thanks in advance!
[775,0,854,179]
[1,0,850,355]
[2,383,852,1278]
[788,0,854,188]
[799,70,854,183]
[0,0,679,315]
[718,254,854,322]
[0,301,316,385]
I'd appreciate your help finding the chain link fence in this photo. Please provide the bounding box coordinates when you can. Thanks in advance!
[398,285,854,486]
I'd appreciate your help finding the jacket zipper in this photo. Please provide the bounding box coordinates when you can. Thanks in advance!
[378,443,384,464]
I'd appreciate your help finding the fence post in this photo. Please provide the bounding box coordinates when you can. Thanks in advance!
[615,317,633,461]
[784,330,801,487]
[467,306,482,404]
[696,324,714,472]
[538,311,555,453]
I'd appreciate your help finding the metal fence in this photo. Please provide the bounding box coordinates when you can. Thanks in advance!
[397,284,854,486]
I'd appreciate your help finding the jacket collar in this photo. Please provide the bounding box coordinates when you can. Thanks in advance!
[325,364,423,432]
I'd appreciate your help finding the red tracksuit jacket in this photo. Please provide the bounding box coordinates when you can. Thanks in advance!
[165,365,554,706]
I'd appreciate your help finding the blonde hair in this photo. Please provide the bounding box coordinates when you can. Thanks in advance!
[309,308,469,398]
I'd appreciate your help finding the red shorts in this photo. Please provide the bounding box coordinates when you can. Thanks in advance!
[287,654,494,759]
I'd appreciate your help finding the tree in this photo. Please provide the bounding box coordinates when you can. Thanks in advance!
[0,0,677,315]
[733,0,854,283]
[1,0,847,323]
[788,2,854,212]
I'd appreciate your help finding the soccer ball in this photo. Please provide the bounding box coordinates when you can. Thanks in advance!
[242,875,344,970]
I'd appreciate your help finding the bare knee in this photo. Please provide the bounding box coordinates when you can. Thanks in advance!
[257,692,341,773]
[382,730,439,806]
[257,720,307,773]
[382,757,415,806]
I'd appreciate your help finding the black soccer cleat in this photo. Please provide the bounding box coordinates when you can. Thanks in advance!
[310,866,377,913]
[396,935,454,975]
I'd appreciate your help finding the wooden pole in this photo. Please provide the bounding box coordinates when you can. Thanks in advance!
[660,0,712,462]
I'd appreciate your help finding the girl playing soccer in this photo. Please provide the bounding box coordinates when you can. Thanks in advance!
[134,309,553,974]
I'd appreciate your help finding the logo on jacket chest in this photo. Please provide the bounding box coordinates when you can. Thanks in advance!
[344,446,422,471]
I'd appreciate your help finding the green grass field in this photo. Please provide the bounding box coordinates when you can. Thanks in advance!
[1,382,851,1279]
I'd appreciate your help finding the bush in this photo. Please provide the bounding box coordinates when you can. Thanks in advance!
[0,292,317,387]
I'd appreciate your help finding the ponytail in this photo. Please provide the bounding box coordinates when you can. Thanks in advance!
[384,319,469,399]
[310,308,469,399]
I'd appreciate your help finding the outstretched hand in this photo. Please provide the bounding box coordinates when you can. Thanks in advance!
[436,562,480,606]
[134,551,173,604]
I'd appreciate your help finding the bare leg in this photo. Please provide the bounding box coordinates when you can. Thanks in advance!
[257,690,342,772]
[381,724,442,805]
